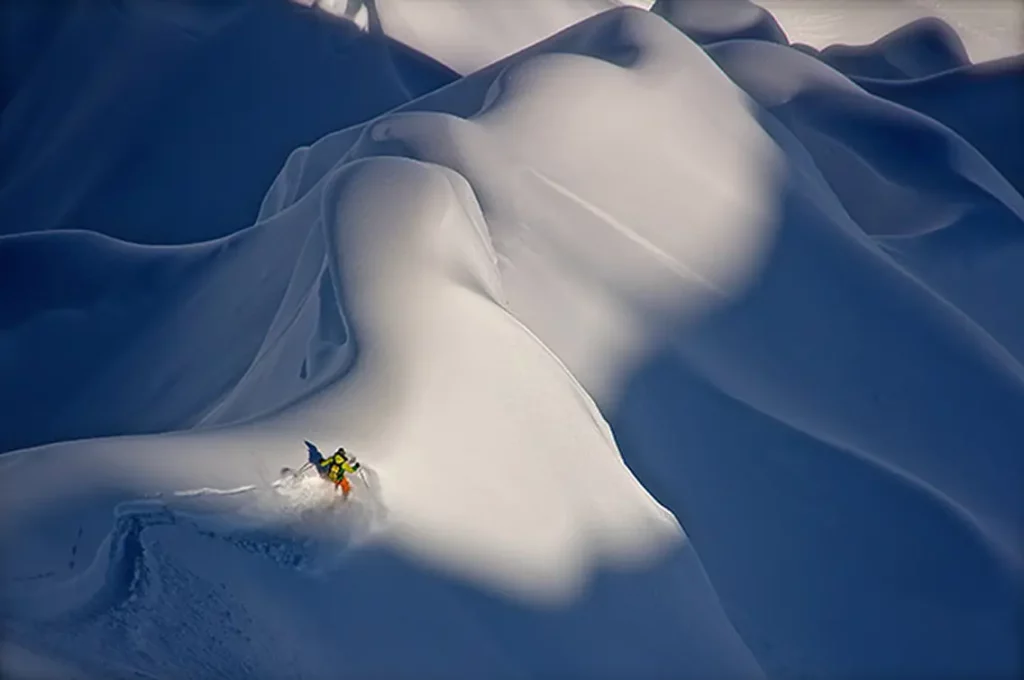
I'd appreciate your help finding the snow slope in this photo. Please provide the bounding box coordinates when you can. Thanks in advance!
[308,0,658,74]
[759,0,1024,63]
[0,0,456,244]
[2,1,1023,679]
[307,0,1024,73]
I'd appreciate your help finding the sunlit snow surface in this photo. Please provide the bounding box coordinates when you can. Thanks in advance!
[2,1,1023,679]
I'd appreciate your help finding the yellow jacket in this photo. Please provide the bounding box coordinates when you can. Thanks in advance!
[317,452,358,483]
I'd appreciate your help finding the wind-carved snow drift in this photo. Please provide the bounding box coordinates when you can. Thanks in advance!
[2,2,1023,679]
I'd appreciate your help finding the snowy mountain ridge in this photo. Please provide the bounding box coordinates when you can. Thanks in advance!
[2,1,1022,678]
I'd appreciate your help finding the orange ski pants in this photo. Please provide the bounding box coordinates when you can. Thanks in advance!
[335,476,352,496]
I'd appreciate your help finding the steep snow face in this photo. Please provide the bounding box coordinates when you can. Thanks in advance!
[0,0,456,244]
[2,2,1024,680]
[212,155,688,601]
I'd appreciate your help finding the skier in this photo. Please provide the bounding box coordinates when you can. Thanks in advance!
[304,440,361,499]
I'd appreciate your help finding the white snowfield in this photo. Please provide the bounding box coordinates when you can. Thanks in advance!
[2,1,1023,679]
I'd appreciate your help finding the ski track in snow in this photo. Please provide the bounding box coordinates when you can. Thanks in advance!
[171,486,258,498]
[2,1,1024,679]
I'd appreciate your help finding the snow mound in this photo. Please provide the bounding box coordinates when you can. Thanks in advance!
[2,2,1023,679]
